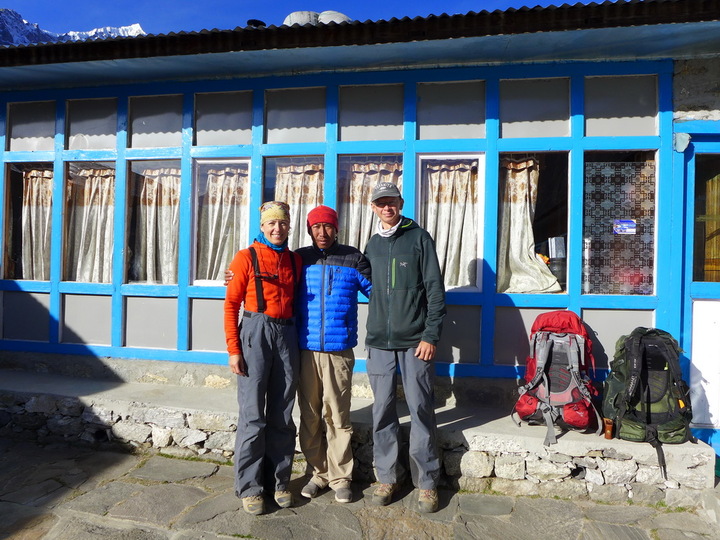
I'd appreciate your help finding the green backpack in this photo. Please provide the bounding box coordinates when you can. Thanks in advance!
[602,327,695,479]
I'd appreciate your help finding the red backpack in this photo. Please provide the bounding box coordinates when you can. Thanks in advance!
[511,310,601,445]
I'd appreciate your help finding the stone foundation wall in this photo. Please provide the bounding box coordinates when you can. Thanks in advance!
[0,387,713,511]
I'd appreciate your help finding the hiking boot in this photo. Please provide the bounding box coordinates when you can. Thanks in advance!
[301,481,322,499]
[242,495,264,515]
[334,486,352,503]
[417,489,438,513]
[274,490,293,508]
[371,483,397,506]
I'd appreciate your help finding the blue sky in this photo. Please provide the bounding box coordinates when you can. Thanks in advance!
[1,1,618,35]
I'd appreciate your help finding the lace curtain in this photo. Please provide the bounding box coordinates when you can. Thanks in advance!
[64,166,115,283]
[20,168,53,280]
[421,159,479,289]
[196,165,249,281]
[272,158,324,250]
[497,157,561,293]
[128,167,180,284]
[337,156,403,252]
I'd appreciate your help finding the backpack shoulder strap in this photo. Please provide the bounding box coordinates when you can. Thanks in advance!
[618,333,643,421]
[248,247,266,314]
[519,332,551,394]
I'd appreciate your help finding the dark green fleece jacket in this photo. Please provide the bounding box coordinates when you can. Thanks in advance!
[364,217,446,350]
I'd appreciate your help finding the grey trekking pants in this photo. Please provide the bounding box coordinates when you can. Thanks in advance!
[234,311,299,499]
[367,347,440,490]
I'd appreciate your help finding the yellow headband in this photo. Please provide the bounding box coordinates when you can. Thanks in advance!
[260,201,291,225]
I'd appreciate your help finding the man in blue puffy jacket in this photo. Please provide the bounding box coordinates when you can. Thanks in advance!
[295,205,372,504]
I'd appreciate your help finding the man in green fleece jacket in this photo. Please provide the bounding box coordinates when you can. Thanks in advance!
[363,181,446,514]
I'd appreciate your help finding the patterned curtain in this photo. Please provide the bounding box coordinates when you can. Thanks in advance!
[128,167,181,284]
[20,168,53,281]
[64,166,115,283]
[583,161,655,295]
[497,158,561,293]
[420,159,479,289]
[337,155,403,252]
[273,158,324,250]
[196,165,249,281]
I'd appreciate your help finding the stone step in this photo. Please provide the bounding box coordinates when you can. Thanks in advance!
[0,367,716,518]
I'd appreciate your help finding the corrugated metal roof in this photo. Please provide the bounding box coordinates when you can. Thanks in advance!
[1,0,719,67]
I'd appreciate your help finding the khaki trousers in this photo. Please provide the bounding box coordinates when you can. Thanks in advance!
[298,349,355,489]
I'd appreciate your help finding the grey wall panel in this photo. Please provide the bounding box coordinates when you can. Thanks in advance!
[494,307,548,366]
[436,305,481,363]
[2,291,50,341]
[125,297,177,349]
[191,298,226,352]
[62,294,112,345]
[581,309,654,370]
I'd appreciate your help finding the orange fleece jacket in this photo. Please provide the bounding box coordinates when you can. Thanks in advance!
[223,241,301,356]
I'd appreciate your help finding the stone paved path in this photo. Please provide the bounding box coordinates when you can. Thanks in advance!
[0,439,717,540]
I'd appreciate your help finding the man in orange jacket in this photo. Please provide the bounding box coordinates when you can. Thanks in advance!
[224,201,302,516]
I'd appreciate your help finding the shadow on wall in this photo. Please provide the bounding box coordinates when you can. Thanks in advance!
[0,288,125,537]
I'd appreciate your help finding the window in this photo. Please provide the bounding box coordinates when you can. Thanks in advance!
[336,154,403,251]
[129,95,183,148]
[417,81,485,139]
[265,87,326,144]
[194,91,253,146]
[418,156,482,289]
[693,154,720,282]
[64,162,116,282]
[263,157,324,250]
[194,160,250,283]
[126,160,181,284]
[7,101,55,152]
[339,85,404,141]
[500,78,569,138]
[585,75,657,137]
[3,163,53,280]
[497,153,568,293]
[66,98,117,150]
[583,152,656,295]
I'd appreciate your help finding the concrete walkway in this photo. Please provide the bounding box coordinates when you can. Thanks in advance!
[0,438,718,540]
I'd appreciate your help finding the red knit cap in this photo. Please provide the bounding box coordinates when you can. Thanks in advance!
[306,205,339,232]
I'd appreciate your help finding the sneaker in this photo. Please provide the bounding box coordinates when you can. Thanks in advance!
[417,489,439,513]
[371,483,397,506]
[301,481,321,499]
[334,486,352,503]
[274,490,293,508]
[242,495,264,515]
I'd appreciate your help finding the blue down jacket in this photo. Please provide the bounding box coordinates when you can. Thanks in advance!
[295,242,372,352]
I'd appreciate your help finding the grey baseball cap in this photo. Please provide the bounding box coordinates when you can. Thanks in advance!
[371,182,402,202]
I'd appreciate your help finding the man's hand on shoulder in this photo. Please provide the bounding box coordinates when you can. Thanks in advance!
[415,341,436,362]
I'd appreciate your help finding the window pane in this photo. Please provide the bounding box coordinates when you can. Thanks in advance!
[64,162,115,282]
[500,78,569,138]
[585,75,657,136]
[336,154,403,252]
[417,81,485,139]
[693,154,720,282]
[3,163,53,280]
[497,153,568,293]
[583,152,656,295]
[129,95,183,148]
[419,157,481,289]
[339,85,403,141]
[265,87,326,144]
[126,160,181,284]
[195,91,252,146]
[67,98,117,150]
[263,156,324,250]
[8,101,55,151]
[195,160,250,283]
